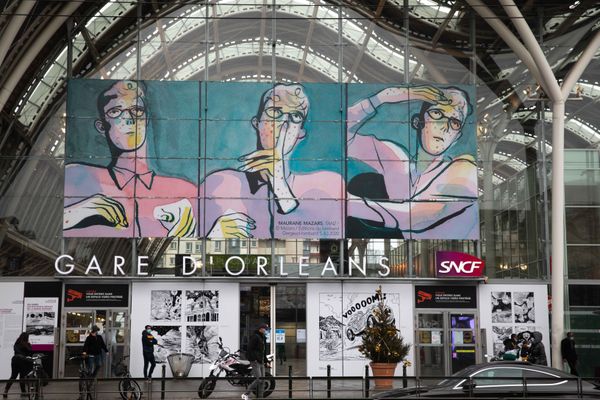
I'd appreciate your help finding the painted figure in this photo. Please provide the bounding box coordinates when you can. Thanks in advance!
[204,83,343,239]
[63,80,197,237]
[346,85,479,239]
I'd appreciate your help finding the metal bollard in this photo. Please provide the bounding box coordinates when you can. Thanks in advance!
[403,363,407,388]
[288,365,293,399]
[364,365,370,399]
[326,364,331,398]
[161,364,166,400]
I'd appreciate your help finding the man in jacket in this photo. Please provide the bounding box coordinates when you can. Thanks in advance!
[242,324,269,400]
[561,332,578,376]
[142,325,158,379]
[527,331,548,366]
[82,325,109,376]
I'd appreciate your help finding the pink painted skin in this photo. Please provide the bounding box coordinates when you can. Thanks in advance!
[202,168,343,239]
[346,86,479,240]
[63,81,198,238]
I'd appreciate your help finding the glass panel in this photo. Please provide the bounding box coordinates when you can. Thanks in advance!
[419,346,445,376]
[451,314,475,329]
[66,312,93,328]
[240,285,271,359]
[418,313,443,328]
[65,329,87,344]
[64,345,85,378]
[418,330,443,345]
[472,367,523,386]
[451,346,476,374]
[275,285,306,376]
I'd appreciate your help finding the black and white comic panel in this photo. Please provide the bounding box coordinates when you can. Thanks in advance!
[491,292,512,323]
[186,290,219,323]
[151,326,182,363]
[185,326,220,363]
[151,290,182,322]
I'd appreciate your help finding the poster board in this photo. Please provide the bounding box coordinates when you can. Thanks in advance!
[306,282,414,376]
[23,297,58,351]
[130,282,239,378]
[478,284,549,363]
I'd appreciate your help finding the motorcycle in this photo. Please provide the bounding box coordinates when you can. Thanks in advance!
[198,337,275,399]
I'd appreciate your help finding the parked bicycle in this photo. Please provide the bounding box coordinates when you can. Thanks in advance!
[68,355,95,400]
[24,353,48,400]
[113,355,142,400]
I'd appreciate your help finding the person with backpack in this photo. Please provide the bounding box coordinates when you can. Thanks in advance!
[3,332,33,398]
[241,324,270,400]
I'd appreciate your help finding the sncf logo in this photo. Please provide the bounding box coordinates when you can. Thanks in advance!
[436,251,484,278]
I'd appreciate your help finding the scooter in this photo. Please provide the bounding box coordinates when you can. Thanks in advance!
[198,337,275,399]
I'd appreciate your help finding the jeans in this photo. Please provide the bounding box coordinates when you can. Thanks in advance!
[86,355,103,377]
[245,361,265,398]
[143,352,156,378]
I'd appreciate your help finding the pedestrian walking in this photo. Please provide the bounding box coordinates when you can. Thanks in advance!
[82,325,109,376]
[3,332,33,398]
[241,323,270,400]
[561,332,578,376]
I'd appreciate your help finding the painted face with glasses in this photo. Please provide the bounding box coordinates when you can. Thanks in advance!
[251,85,309,156]
[415,89,468,156]
[95,81,148,152]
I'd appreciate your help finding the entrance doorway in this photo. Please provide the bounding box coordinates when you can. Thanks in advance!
[60,309,129,377]
[239,284,306,376]
[416,311,477,376]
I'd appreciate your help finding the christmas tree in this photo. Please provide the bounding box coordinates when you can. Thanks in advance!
[358,286,410,363]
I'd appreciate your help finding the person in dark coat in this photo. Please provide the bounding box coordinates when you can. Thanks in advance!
[82,325,109,376]
[142,325,158,379]
[528,331,548,366]
[561,332,578,376]
[3,332,33,398]
[241,324,270,400]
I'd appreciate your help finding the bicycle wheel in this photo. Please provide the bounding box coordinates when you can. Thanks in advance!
[27,380,40,400]
[87,377,96,400]
[119,378,142,400]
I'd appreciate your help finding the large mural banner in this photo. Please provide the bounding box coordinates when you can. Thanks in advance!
[64,80,478,240]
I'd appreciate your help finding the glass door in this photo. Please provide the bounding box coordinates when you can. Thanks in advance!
[63,311,94,377]
[450,313,476,374]
[240,285,272,359]
[274,285,306,376]
[416,313,445,376]
[416,311,478,376]
[61,309,128,377]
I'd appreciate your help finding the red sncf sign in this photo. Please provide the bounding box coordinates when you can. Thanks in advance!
[435,251,484,278]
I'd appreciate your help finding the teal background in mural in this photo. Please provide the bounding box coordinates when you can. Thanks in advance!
[204,82,344,178]
[66,79,199,184]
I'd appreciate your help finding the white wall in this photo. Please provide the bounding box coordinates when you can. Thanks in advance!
[478,284,549,363]
[130,282,239,378]
[0,282,24,379]
[307,282,414,377]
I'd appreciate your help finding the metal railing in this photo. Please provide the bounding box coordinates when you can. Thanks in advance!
[1,370,597,399]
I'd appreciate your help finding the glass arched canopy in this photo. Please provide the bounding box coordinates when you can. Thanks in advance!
[9,0,600,180]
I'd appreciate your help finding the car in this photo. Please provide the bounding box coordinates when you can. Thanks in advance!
[373,361,600,399]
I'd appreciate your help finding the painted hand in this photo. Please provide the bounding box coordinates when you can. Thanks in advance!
[207,211,256,239]
[238,148,282,177]
[153,199,196,237]
[63,193,128,230]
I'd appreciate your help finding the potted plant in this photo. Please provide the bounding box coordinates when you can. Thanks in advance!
[358,286,410,388]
